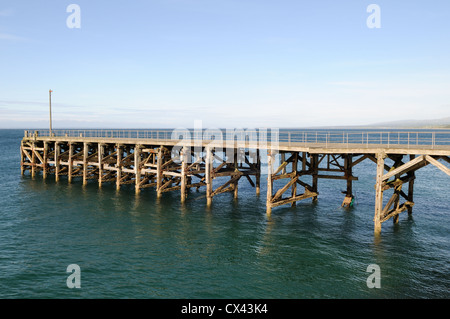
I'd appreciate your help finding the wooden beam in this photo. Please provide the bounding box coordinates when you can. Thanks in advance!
[22,148,33,164]
[381,202,414,223]
[350,154,369,168]
[316,174,358,181]
[271,190,318,208]
[33,147,45,166]
[244,174,255,187]
[437,156,450,165]
[272,171,296,181]
[425,155,450,176]
[382,155,426,181]
[296,179,314,192]
[382,175,415,191]
[280,153,286,175]
[382,192,399,217]
[367,154,391,172]
[212,175,240,196]
[272,176,299,202]
[272,153,295,176]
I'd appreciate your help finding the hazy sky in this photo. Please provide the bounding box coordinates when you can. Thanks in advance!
[1,0,449,129]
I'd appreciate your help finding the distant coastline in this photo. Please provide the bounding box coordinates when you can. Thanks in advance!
[2,117,450,131]
[300,116,450,130]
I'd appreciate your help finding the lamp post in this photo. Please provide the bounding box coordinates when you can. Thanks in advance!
[49,89,53,136]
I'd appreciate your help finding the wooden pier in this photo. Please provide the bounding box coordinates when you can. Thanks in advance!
[20,129,450,234]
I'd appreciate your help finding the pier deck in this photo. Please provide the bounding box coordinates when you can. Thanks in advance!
[21,129,450,234]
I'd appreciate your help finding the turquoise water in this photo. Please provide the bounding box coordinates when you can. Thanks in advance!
[1,129,449,298]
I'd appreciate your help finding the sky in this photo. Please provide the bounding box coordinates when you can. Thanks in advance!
[0,0,449,129]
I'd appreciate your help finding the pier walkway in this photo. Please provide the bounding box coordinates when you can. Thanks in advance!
[21,129,450,233]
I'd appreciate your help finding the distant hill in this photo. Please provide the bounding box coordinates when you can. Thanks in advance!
[367,117,450,129]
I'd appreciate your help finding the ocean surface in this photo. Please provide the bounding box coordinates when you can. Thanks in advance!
[1,129,449,298]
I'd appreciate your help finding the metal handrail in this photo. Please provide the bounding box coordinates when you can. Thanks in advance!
[24,129,450,149]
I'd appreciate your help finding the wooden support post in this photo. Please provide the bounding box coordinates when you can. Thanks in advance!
[407,155,415,215]
[156,147,163,198]
[20,141,24,176]
[281,153,286,174]
[135,145,141,193]
[68,143,74,183]
[83,142,88,185]
[291,152,298,207]
[233,148,239,199]
[341,154,354,207]
[43,142,48,179]
[255,149,261,195]
[180,147,187,203]
[116,144,122,190]
[302,152,307,171]
[393,156,403,224]
[374,152,385,234]
[266,150,274,214]
[346,154,353,196]
[393,185,401,224]
[312,154,318,201]
[206,147,212,206]
[98,143,103,187]
[31,142,36,177]
[55,142,60,182]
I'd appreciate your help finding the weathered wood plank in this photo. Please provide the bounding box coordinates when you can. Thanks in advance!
[425,155,450,176]
[271,190,318,208]
[272,176,299,202]
[382,155,425,181]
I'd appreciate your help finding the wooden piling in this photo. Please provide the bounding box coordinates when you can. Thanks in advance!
[345,154,353,196]
[83,142,88,185]
[55,142,60,182]
[116,144,122,190]
[134,145,141,193]
[68,143,74,183]
[266,150,273,214]
[255,148,261,195]
[156,147,163,198]
[180,147,187,203]
[311,154,319,201]
[374,152,385,234]
[43,142,48,179]
[206,146,212,206]
[291,152,298,207]
[20,141,24,176]
[31,142,36,177]
[233,148,239,199]
[98,143,103,187]
[407,155,415,215]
